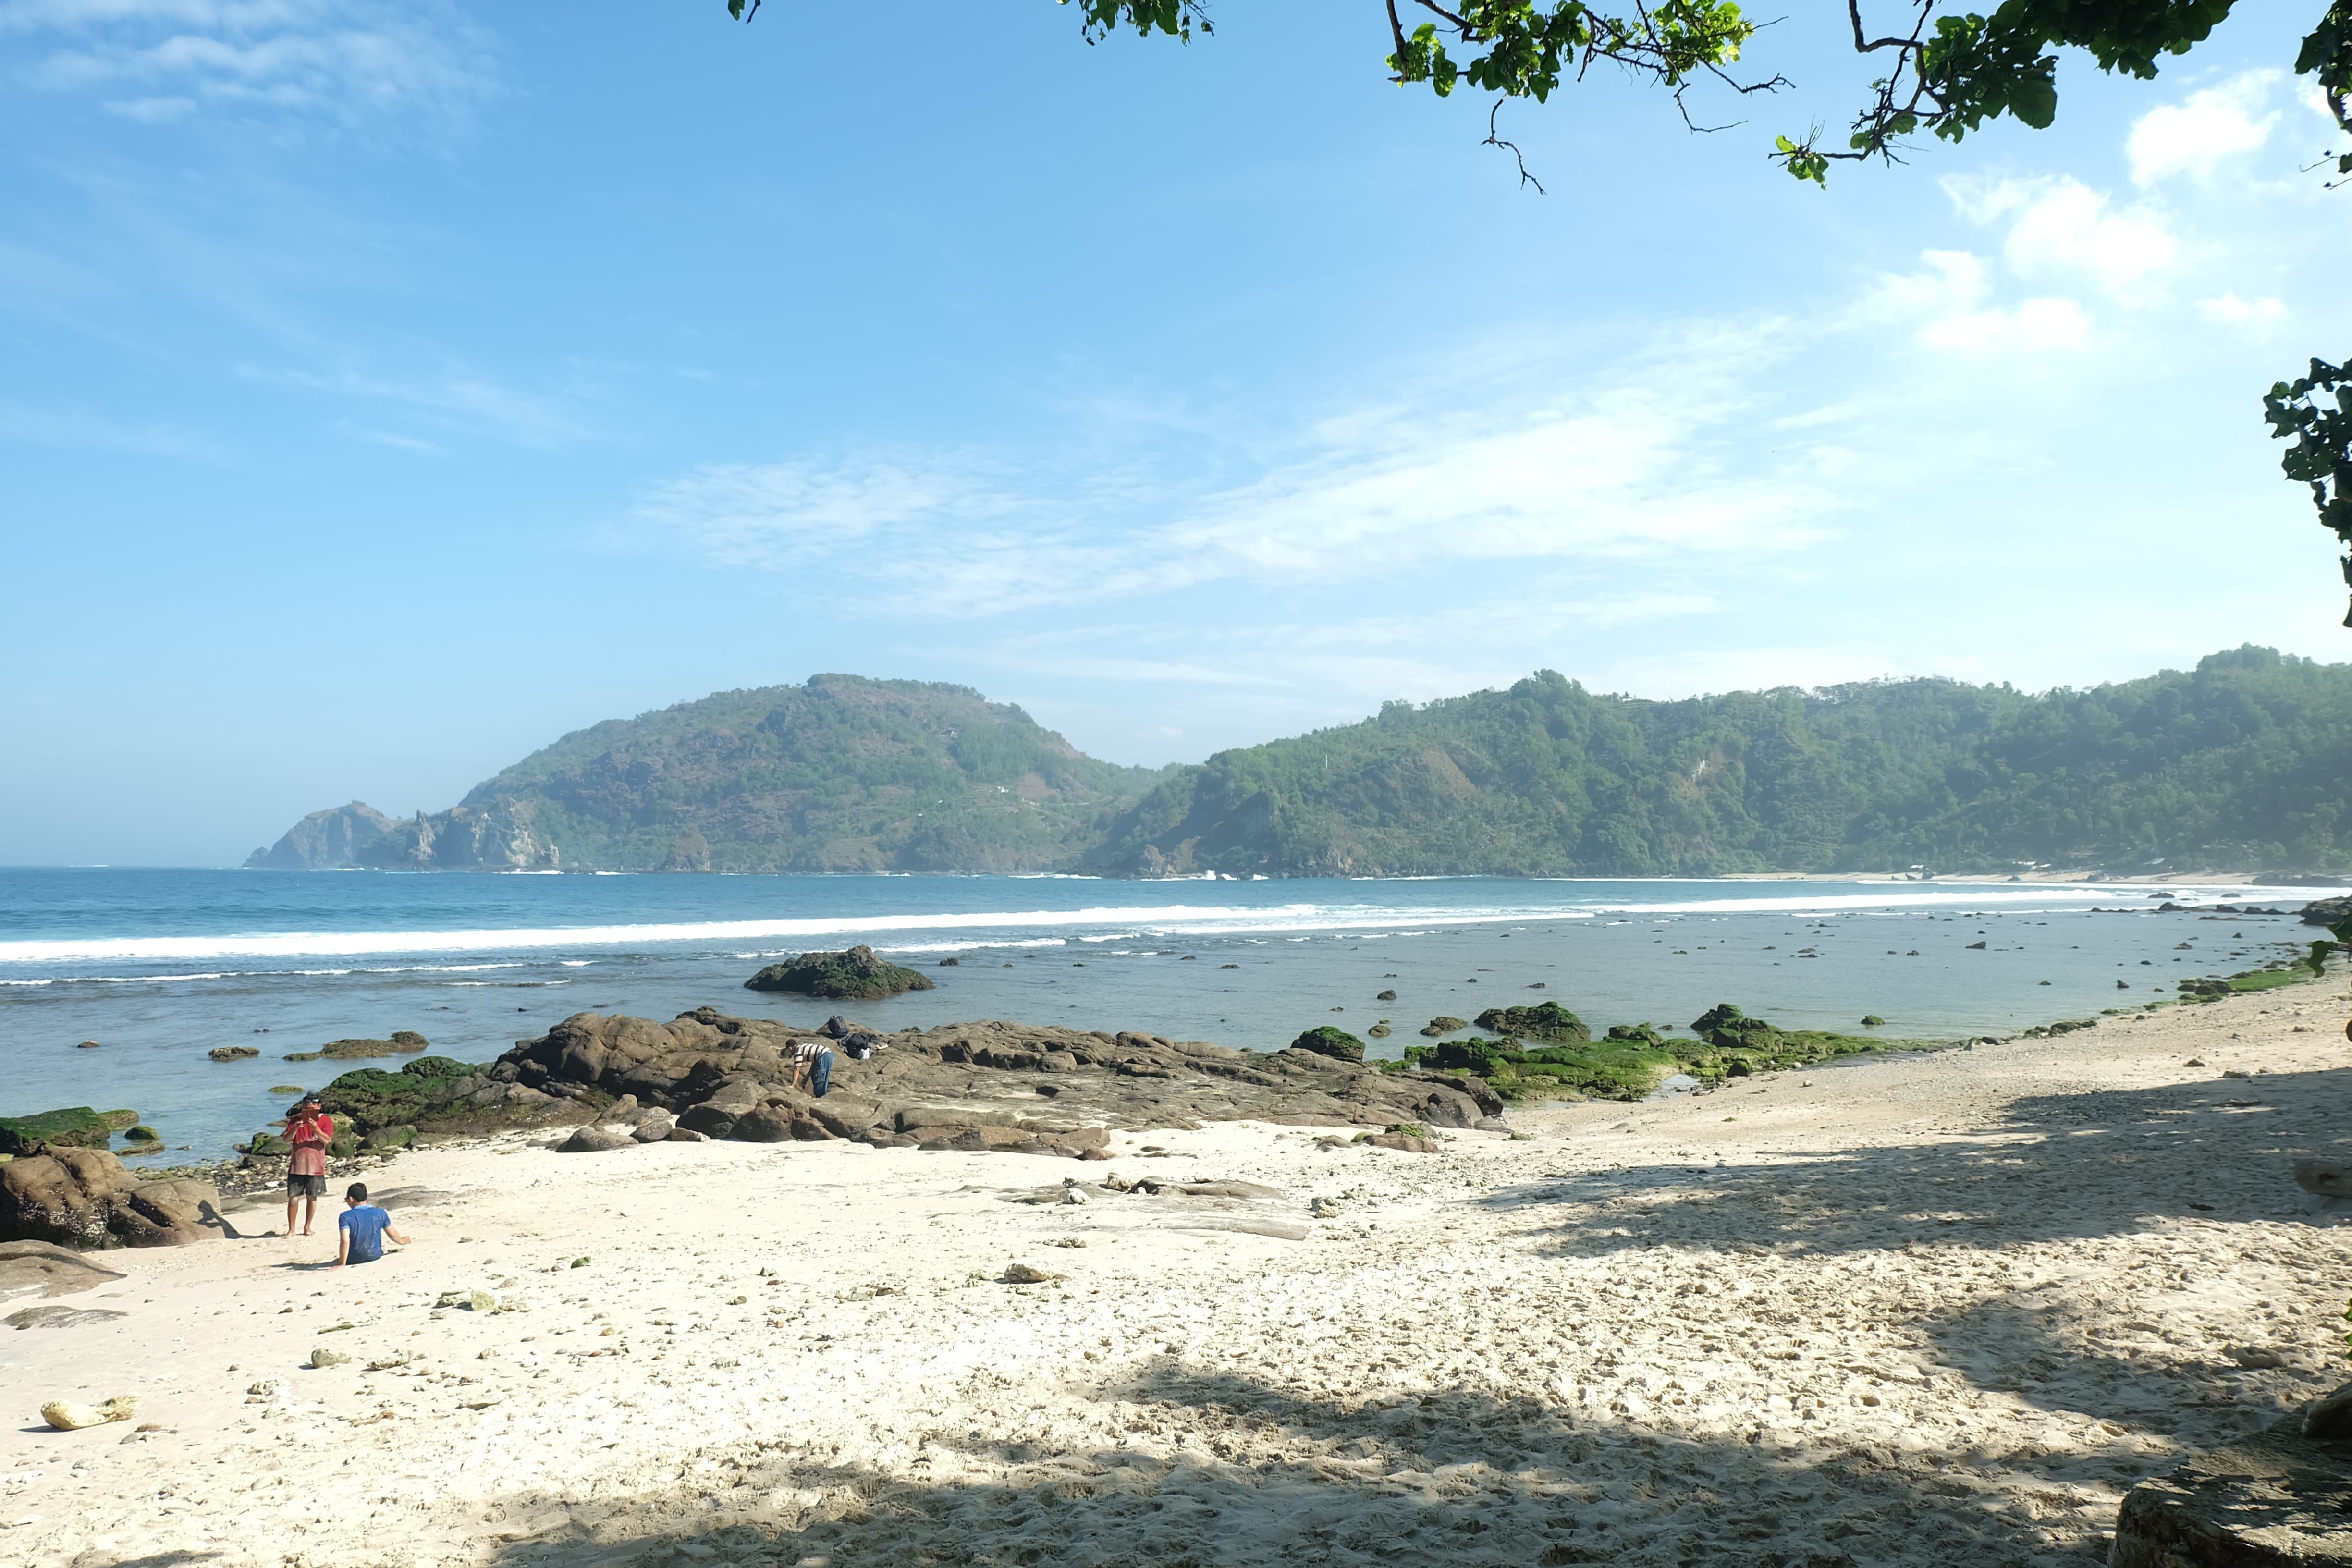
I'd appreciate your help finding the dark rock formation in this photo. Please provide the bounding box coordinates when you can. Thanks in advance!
[245,801,400,869]
[0,1151,231,1247]
[496,1006,1497,1157]
[1287,1027,1364,1063]
[2301,896,2352,928]
[0,1108,112,1157]
[208,1046,259,1062]
[745,945,936,1000]
[1419,1017,1469,1037]
[2111,1414,2352,1566]
[315,1056,565,1137]
[1473,1003,1591,1043]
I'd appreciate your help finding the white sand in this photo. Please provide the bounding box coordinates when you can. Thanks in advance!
[4,985,2348,1568]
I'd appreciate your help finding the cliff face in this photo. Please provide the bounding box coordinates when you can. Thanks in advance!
[244,801,401,869]
[356,799,561,871]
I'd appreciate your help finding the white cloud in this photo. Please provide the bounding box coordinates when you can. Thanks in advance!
[2127,71,2282,185]
[2200,292,2287,332]
[1864,250,2093,353]
[1944,176,2175,297]
[2,0,495,130]
[639,343,1846,617]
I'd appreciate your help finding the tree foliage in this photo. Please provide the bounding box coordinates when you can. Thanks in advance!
[2266,359,2352,626]
[1084,648,2352,877]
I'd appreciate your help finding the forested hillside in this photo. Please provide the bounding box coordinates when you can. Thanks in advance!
[1082,647,2352,876]
[251,676,1167,873]
[250,649,2352,876]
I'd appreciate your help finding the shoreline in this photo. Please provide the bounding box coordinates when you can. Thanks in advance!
[3,980,2348,1566]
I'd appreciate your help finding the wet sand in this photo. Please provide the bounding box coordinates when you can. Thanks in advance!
[3,982,2348,1568]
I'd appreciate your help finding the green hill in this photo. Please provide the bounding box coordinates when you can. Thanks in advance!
[249,648,2352,876]
[251,675,1168,873]
[1081,646,2352,876]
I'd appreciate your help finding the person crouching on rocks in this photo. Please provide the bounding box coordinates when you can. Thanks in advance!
[284,1093,335,1238]
[331,1182,411,1269]
[788,1038,835,1098]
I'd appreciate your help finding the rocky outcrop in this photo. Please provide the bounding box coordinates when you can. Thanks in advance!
[2111,1414,2352,1565]
[282,1030,430,1063]
[245,801,400,869]
[0,1107,113,1157]
[2301,896,2352,930]
[745,945,935,1000]
[357,799,559,871]
[496,1006,1498,1157]
[1474,1003,1591,1043]
[314,1056,568,1138]
[1287,1027,1364,1063]
[0,1150,233,1247]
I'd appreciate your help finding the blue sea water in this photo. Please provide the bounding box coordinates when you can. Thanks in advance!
[0,868,2336,1159]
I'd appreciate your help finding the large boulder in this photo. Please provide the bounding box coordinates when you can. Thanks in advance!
[2298,895,2352,928]
[318,1056,562,1136]
[744,945,935,1000]
[0,1149,133,1245]
[110,1179,226,1247]
[2112,1415,2352,1566]
[1473,1003,1591,1043]
[0,1107,112,1157]
[1286,1027,1364,1064]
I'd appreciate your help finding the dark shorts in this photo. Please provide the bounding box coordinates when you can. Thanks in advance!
[287,1173,325,1198]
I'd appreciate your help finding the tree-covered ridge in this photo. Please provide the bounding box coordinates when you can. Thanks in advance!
[369,675,1169,873]
[1083,646,2352,876]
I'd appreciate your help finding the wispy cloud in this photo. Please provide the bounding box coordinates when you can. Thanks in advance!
[639,332,1845,617]
[0,398,223,459]
[2,0,496,133]
[245,363,591,450]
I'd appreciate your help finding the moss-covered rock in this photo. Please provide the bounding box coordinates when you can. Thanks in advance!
[122,1126,160,1143]
[327,1133,361,1159]
[1474,1003,1590,1043]
[269,1085,306,1095]
[208,1046,259,1062]
[1860,1014,1886,1027]
[1418,1017,1469,1037]
[0,1107,113,1157]
[1366,1023,1392,1038]
[360,1125,416,1152]
[308,1031,431,1062]
[1288,1026,1365,1063]
[98,1110,140,1131]
[745,945,935,1000]
[1603,1023,1665,1047]
[316,1058,482,1133]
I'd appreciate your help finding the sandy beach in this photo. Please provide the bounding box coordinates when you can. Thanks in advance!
[4,982,2348,1568]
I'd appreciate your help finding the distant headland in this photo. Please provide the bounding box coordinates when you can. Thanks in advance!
[248,649,2352,880]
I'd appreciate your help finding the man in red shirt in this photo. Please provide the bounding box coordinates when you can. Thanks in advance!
[283,1095,334,1238]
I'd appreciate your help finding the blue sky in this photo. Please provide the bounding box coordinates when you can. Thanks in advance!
[3,0,2347,865]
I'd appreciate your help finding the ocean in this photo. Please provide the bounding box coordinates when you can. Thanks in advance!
[1,868,2336,1159]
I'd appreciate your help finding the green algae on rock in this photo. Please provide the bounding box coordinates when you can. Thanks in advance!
[1418,1016,1470,1037]
[1287,1026,1364,1064]
[0,1108,114,1157]
[744,944,936,1000]
[1472,1002,1591,1043]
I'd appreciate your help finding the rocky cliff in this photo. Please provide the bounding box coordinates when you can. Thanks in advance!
[244,801,400,869]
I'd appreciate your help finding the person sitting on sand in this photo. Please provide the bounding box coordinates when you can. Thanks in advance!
[331,1182,411,1268]
[788,1037,834,1098]
[284,1093,335,1237]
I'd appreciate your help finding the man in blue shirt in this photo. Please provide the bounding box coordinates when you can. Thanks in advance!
[331,1183,412,1268]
